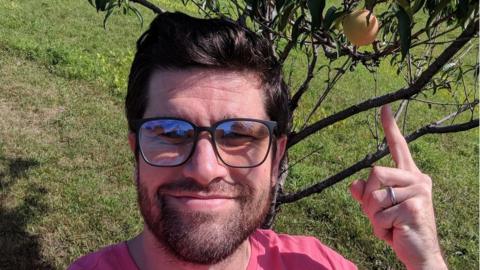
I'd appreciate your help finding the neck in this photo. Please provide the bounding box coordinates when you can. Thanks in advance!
[127,226,252,270]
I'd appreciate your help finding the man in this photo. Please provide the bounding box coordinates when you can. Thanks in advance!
[69,12,447,269]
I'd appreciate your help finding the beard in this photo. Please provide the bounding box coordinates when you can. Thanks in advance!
[136,172,273,265]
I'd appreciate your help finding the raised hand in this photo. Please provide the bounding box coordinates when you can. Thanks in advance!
[349,105,448,270]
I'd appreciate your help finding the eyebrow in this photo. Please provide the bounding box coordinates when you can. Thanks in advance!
[222,114,239,120]
[145,114,243,122]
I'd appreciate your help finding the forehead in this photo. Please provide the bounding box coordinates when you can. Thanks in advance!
[144,68,268,122]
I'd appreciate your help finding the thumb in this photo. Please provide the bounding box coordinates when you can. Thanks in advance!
[349,179,366,203]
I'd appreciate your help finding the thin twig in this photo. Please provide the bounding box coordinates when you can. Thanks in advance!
[413,39,473,46]
[290,42,319,112]
[301,58,351,128]
[373,71,380,147]
[279,146,324,176]
[395,99,408,121]
[402,99,411,134]
[409,97,476,106]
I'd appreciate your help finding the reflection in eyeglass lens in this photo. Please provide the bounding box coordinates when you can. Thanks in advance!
[141,120,194,165]
[216,121,270,167]
[143,120,194,144]
[216,121,268,147]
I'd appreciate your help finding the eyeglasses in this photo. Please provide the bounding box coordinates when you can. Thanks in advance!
[133,117,278,168]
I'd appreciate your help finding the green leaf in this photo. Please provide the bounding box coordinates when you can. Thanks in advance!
[411,0,426,14]
[425,0,437,13]
[290,15,304,43]
[390,53,399,66]
[129,5,144,28]
[395,0,412,16]
[299,33,309,49]
[459,3,478,28]
[425,0,449,29]
[245,0,258,11]
[308,0,326,29]
[278,3,295,32]
[365,0,376,11]
[455,0,469,20]
[395,6,412,61]
[206,0,220,11]
[332,14,343,30]
[333,34,341,58]
[276,0,286,11]
[323,6,344,31]
[453,67,463,82]
[103,6,115,28]
[95,0,110,11]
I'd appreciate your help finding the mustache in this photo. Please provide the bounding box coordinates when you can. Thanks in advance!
[133,167,255,199]
[157,178,246,196]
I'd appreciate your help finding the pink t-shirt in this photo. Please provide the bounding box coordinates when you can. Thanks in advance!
[68,229,357,270]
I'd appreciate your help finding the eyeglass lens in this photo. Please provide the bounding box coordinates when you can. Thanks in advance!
[138,119,272,167]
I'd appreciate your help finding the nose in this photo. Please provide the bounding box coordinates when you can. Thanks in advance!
[182,135,228,186]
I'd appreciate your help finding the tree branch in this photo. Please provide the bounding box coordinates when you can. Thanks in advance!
[287,19,479,148]
[130,0,164,14]
[279,101,479,204]
[278,15,304,64]
[289,43,319,112]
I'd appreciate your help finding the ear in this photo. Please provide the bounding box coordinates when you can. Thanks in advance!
[128,132,136,153]
[271,135,287,187]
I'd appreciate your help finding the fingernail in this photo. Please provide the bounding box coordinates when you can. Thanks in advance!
[382,103,389,113]
[386,104,393,115]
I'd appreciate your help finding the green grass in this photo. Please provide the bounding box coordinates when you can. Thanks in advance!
[0,1,478,269]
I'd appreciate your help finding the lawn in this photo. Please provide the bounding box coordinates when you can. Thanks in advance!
[0,0,478,269]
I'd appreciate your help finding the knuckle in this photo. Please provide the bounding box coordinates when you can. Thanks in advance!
[370,165,380,175]
[401,200,423,221]
[416,184,432,197]
[370,166,385,179]
[421,173,433,185]
[372,212,382,227]
[370,191,383,205]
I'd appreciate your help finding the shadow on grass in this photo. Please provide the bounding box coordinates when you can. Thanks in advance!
[0,157,54,270]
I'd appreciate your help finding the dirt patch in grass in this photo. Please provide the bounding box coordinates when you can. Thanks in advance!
[0,99,63,144]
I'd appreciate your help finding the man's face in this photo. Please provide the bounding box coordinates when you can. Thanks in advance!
[128,68,286,264]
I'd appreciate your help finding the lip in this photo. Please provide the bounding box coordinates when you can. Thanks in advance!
[161,192,237,211]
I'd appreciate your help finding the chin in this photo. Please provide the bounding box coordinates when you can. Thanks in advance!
[137,182,272,264]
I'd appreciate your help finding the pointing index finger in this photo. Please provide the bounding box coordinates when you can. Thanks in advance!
[380,105,419,172]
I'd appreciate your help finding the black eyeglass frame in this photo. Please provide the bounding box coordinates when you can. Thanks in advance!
[132,117,278,168]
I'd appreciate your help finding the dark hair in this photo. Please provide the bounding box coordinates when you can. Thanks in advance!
[126,12,290,137]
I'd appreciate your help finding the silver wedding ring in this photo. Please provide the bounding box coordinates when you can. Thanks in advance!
[385,186,398,206]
